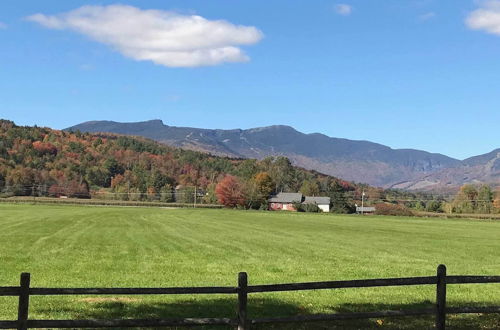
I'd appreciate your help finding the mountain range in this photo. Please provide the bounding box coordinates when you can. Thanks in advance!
[67,120,500,191]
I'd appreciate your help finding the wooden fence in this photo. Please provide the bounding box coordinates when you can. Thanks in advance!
[0,265,499,330]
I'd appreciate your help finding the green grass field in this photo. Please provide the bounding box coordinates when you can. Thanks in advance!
[0,204,499,329]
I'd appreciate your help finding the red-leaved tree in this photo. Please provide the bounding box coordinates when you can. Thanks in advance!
[32,141,58,156]
[215,175,246,207]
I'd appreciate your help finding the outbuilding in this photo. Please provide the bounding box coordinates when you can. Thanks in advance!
[356,206,376,214]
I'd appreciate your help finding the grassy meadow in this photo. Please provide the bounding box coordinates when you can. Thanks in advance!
[0,204,499,329]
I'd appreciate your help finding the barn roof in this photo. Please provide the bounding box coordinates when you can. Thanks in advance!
[303,196,330,205]
[269,192,303,203]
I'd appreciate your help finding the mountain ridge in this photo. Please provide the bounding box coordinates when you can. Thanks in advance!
[67,119,498,190]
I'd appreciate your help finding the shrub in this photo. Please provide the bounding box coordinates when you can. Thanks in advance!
[48,184,64,198]
[293,202,322,213]
[426,200,443,213]
[374,203,414,216]
[331,203,355,214]
[302,203,322,213]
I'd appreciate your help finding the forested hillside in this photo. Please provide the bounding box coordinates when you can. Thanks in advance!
[68,119,460,187]
[0,120,366,210]
[3,120,498,214]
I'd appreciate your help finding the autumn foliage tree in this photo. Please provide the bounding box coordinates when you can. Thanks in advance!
[32,141,57,156]
[48,184,64,197]
[48,180,90,198]
[254,172,274,198]
[494,190,500,212]
[452,184,495,214]
[215,175,246,207]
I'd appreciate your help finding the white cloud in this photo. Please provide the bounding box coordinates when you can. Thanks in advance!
[0,22,7,29]
[466,1,500,35]
[334,4,352,16]
[26,5,263,67]
[419,12,436,21]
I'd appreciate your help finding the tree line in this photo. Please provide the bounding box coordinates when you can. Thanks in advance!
[0,120,362,210]
[3,120,496,214]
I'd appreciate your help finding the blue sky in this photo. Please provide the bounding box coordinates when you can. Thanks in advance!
[1,0,499,160]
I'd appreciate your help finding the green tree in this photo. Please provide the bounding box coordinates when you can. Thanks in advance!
[159,184,175,203]
[243,180,262,209]
[149,170,174,191]
[269,157,293,192]
[426,200,443,213]
[176,186,195,204]
[203,184,219,204]
[300,179,320,196]
[104,158,125,178]
[329,181,354,213]
[477,185,494,214]
[0,172,5,190]
[452,184,478,213]
[86,166,110,187]
[237,159,259,180]
[67,141,85,153]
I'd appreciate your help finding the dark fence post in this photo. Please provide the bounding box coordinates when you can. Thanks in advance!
[238,272,248,330]
[436,265,447,330]
[17,273,31,330]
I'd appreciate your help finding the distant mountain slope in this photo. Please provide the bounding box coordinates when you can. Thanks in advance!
[393,149,500,191]
[67,120,462,187]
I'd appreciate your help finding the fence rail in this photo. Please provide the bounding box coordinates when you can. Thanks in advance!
[0,265,499,329]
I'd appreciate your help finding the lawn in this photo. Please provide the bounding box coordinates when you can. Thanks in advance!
[0,204,499,329]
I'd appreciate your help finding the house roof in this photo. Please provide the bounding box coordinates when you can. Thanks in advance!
[303,196,330,205]
[269,192,303,203]
[356,206,376,212]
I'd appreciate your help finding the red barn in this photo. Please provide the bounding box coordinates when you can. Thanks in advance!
[268,193,303,211]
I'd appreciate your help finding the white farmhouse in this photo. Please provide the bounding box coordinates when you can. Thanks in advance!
[268,192,331,212]
[303,196,331,213]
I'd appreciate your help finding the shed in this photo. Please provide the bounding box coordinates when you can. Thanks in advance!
[356,206,376,214]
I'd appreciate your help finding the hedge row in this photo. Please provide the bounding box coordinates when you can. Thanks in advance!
[0,197,223,209]
[416,211,500,220]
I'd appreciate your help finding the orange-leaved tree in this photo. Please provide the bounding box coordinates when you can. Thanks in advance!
[215,175,246,207]
[254,172,274,198]
[494,189,500,211]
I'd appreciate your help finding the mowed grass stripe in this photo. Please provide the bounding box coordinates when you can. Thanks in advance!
[0,204,499,328]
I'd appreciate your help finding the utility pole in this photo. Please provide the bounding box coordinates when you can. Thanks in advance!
[194,167,200,208]
[361,190,365,215]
